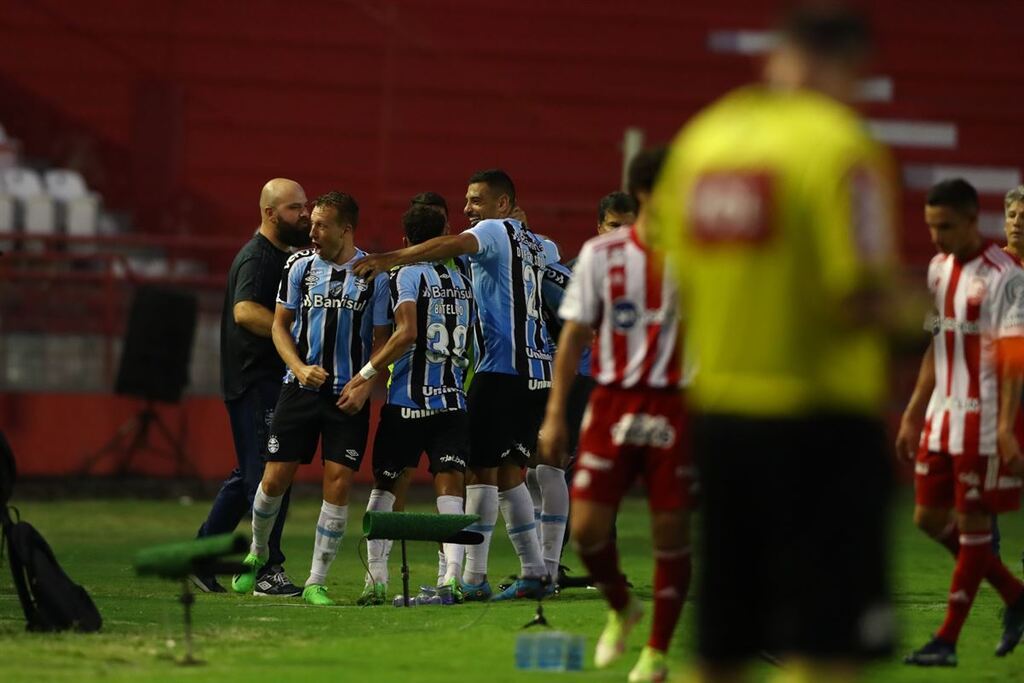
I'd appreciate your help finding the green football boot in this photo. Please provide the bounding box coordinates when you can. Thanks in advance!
[302,584,335,606]
[230,552,266,594]
[357,582,387,606]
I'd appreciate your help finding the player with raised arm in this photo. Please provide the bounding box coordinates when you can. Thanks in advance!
[354,169,561,602]
[341,204,475,605]
[232,191,391,606]
[897,179,1024,666]
[539,148,690,683]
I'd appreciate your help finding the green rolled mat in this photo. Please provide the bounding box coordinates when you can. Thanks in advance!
[134,533,247,579]
[362,511,479,541]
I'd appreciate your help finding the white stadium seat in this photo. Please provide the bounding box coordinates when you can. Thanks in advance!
[45,169,100,247]
[3,167,55,247]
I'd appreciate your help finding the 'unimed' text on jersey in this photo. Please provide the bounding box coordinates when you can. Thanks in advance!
[277,248,390,393]
[465,218,552,380]
[387,261,475,410]
[560,226,683,390]
[923,243,1024,456]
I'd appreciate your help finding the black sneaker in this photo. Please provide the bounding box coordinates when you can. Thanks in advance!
[189,573,226,593]
[253,566,302,597]
[996,596,1024,656]
[904,636,957,666]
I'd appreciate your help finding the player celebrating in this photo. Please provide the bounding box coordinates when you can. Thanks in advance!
[897,179,1024,665]
[539,147,690,683]
[341,204,475,605]
[354,169,559,601]
[233,191,391,606]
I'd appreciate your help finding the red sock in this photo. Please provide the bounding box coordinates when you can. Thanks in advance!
[648,547,691,652]
[577,540,629,611]
[936,523,1024,605]
[936,533,994,644]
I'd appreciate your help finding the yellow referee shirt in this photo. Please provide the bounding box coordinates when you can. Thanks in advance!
[649,85,898,417]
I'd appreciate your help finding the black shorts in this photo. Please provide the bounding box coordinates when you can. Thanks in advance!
[265,381,369,469]
[371,405,469,482]
[565,374,595,467]
[467,372,548,469]
[693,412,893,664]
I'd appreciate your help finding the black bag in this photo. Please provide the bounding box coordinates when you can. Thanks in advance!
[0,430,102,632]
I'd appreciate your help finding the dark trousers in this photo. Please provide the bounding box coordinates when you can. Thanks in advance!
[197,379,291,568]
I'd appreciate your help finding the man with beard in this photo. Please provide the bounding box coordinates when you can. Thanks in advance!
[191,178,310,596]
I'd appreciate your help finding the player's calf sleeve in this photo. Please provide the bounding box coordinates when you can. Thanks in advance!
[536,464,569,580]
[648,546,691,652]
[526,468,543,548]
[365,489,395,584]
[251,483,284,557]
[307,501,347,587]
[937,532,994,644]
[936,521,1023,604]
[463,484,498,584]
[576,539,629,611]
[437,495,465,584]
[499,483,546,579]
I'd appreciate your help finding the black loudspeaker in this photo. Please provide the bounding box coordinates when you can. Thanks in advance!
[115,286,197,403]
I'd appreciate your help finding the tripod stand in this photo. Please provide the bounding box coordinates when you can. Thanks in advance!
[79,399,193,477]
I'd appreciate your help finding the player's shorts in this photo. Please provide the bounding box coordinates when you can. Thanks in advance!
[265,381,369,469]
[565,374,596,462]
[467,372,549,469]
[571,385,691,512]
[371,405,469,482]
[692,412,893,664]
[915,449,1022,515]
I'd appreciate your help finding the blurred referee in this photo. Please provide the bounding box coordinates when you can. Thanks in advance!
[649,7,898,681]
[191,178,310,596]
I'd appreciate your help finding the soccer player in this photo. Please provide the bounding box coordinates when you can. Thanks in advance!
[539,147,689,683]
[1005,185,1024,265]
[195,178,308,597]
[353,169,560,601]
[233,191,391,606]
[341,204,475,605]
[896,179,1024,666]
[648,7,898,681]
[596,191,638,235]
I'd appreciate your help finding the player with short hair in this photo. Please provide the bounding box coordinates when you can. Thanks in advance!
[539,147,690,683]
[353,169,562,602]
[648,7,899,680]
[896,179,1024,666]
[342,204,475,605]
[233,191,391,606]
[596,191,638,234]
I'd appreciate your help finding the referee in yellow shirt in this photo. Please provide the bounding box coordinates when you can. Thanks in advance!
[648,7,898,682]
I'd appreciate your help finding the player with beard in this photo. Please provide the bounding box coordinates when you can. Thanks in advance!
[192,178,310,596]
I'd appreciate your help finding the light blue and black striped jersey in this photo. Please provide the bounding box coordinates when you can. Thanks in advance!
[464,218,552,380]
[386,261,475,410]
[542,260,592,377]
[277,248,390,393]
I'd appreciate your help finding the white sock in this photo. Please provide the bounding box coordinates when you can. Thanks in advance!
[499,482,546,579]
[365,489,395,585]
[536,464,569,580]
[306,501,347,587]
[437,549,446,586]
[526,467,544,549]
[437,495,465,584]
[462,484,498,585]
[250,483,283,558]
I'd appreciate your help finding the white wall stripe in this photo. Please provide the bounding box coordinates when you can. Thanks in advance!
[707,30,777,55]
[903,164,1022,193]
[857,77,894,103]
[980,212,1006,238]
[867,119,956,149]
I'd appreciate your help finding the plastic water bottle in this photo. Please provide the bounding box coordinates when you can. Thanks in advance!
[514,632,585,671]
[393,594,417,607]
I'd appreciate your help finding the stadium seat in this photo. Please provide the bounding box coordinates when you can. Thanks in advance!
[45,169,100,249]
[3,167,55,250]
[0,122,17,170]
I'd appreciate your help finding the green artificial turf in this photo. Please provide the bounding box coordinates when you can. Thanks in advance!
[0,490,1021,682]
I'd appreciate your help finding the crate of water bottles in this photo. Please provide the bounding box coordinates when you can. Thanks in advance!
[515,631,585,671]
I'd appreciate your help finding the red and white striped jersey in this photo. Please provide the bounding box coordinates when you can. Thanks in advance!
[560,226,685,389]
[923,243,1024,456]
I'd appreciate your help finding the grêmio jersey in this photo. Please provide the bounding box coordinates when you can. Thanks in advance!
[464,218,553,380]
[649,85,898,416]
[277,248,390,394]
[542,260,592,377]
[386,261,475,410]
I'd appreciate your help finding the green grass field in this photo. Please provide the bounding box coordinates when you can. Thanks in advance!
[0,489,1021,682]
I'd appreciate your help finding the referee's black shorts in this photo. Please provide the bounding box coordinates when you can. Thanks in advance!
[467,372,548,469]
[692,412,894,663]
[265,381,369,469]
